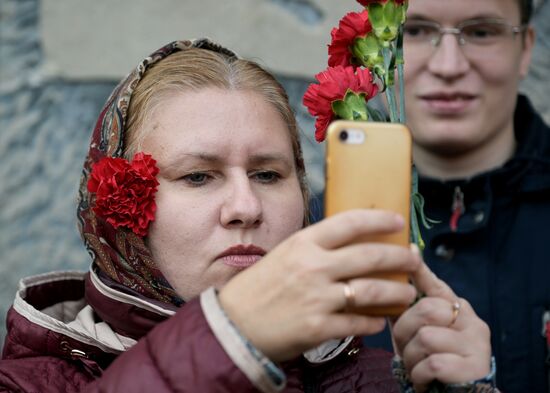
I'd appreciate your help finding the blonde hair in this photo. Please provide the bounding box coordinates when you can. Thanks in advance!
[124,48,310,224]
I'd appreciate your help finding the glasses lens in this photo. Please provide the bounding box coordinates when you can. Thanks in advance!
[460,21,510,45]
[403,21,440,44]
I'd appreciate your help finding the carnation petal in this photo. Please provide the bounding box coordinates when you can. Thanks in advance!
[303,65,379,142]
[88,153,160,237]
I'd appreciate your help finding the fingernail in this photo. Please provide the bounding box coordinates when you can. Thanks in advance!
[409,243,421,256]
[395,214,405,227]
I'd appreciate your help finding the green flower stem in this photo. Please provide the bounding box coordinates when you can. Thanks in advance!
[398,63,405,124]
[391,26,425,254]
[410,200,420,247]
[397,26,406,124]
[382,47,399,123]
[410,166,423,250]
[386,85,399,123]
[379,20,427,256]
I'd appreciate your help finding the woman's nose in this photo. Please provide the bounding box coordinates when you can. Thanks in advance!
[220,177,263,229]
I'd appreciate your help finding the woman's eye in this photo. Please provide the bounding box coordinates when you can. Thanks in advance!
[252,171,280,184]
[181,172,211,186]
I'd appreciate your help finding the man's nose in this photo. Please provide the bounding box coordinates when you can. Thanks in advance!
[427,33,471,79]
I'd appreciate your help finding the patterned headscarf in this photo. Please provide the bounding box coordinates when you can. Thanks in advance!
[76,39,238,307]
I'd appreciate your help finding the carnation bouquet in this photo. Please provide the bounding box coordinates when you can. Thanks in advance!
[303,0,433,251]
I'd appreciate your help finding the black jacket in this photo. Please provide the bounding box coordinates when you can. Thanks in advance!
[312,95,550,393]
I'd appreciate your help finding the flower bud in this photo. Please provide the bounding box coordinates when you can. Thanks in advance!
[331,90,370,122]
[351,33,385,77]
[367,1,407,43]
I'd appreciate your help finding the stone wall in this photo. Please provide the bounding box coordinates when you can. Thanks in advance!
[1,0,549,350]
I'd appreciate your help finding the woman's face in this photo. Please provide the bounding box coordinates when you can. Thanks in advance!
[141,88,305,300]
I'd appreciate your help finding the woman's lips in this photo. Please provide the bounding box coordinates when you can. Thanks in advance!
[220,254,263,268]
[217,245,266,268]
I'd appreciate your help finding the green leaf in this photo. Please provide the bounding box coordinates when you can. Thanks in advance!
[331,100,353,120]
[369,0,403,42]
[410,198,424,250]
[353,34,385,72]
[367,3,384,26]
[343,91,369,121]
[331,91,369,122]
[382,47,396,87]
[383,0,398,23]
[413,192,440,228]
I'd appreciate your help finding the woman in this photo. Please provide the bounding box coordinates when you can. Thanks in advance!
[0,39,494,392]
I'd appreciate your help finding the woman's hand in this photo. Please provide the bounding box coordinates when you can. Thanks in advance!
[218,209,421,362]
[391,258,492,392]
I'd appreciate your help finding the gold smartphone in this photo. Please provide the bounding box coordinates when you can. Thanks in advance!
[325,120,412,316]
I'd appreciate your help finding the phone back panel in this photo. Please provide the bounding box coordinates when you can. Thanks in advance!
[325,120,412,316]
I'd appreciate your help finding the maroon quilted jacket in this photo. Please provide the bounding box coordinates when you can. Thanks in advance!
[0,271,400,393]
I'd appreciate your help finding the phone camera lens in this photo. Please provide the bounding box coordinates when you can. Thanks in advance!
[339,130,348,142]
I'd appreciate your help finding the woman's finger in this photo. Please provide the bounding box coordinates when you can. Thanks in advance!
[304,209,405,250]
[308,278,416,316]
[324,242,421,280]
[410,257,456,303]
[341,279,417,313]
[410,353,491,389]
[401,326,465,372]
[321,312,387,339]
[392,297,457,352]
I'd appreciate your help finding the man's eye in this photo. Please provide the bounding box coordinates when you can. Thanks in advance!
[252,171,280,184]
[181,173,211,186]
[403,24,437,38]
[463,24,503,39]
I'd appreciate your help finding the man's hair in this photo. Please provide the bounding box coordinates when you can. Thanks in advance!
[519,0,533,24]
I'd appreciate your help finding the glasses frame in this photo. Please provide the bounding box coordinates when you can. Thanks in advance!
[403,18,527,48]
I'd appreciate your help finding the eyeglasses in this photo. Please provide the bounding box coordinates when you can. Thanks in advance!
[403,18,526,48]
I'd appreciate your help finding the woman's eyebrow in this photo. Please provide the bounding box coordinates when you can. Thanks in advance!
[160,152,293,172]
[248,153,293,167]
[160,153,221,171]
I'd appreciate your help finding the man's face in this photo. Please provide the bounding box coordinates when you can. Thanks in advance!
[403,0,534,165]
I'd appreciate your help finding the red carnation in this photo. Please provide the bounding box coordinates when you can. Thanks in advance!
[328,11,372,68]
[303,65,379,142]
[87,152,160,237]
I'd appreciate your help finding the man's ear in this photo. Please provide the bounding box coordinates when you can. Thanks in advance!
[519,25,535,79]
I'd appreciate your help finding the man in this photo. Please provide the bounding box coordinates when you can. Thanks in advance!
[361,0,550,392]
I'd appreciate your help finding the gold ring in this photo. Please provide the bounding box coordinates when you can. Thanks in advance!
[343,282,356,312]
[449,300,461,327]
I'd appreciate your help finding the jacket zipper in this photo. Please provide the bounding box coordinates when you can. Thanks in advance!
[450,186,465,232]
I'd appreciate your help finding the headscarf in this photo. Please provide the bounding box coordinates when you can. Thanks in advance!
[76,39,238,307]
